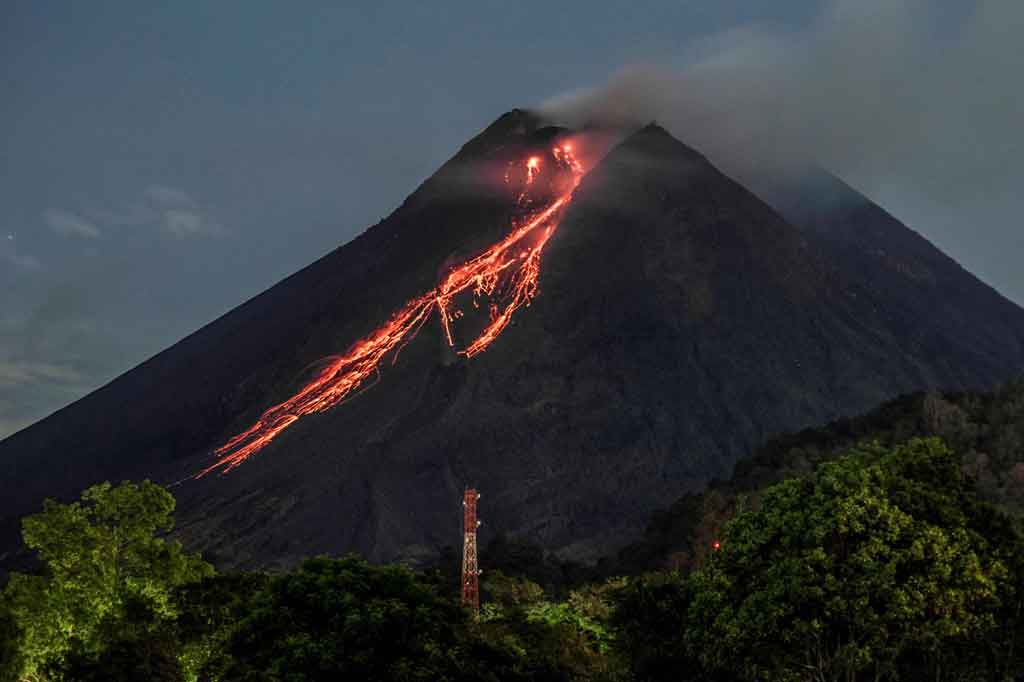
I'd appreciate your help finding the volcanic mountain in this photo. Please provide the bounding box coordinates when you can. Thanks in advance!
[3,111,1024,569]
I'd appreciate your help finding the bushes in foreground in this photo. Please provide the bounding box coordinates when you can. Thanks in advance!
[614,438,1023,681]
[2,438,1022,680]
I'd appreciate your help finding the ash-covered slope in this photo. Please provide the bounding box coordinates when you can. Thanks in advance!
[755,168,1024,384]
[3,114,1024,570]
[0,109,565,566]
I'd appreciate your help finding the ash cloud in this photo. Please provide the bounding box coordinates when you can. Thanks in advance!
[540,0,1020,185]
[538,0,1024,303]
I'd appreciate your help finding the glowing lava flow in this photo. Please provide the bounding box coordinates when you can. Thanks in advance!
[197,144,584,477]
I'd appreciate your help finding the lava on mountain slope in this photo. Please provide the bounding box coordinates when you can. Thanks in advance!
[197,139,590,477]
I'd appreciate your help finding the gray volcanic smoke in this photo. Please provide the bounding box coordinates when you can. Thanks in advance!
[538,0,1023,303]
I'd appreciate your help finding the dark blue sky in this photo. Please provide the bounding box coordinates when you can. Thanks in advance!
[1,0,1018,437]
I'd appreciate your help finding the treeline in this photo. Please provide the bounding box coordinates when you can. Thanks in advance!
[0,479,624,681]
[2,381,1024,681]
[610,381,1024,576]
[2,437,1022,680]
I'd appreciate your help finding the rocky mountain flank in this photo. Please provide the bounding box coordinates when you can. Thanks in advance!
[3,111,1023,569]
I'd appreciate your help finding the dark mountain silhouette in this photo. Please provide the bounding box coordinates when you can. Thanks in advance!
[3,111,1024,570]
[755,168,1024,383]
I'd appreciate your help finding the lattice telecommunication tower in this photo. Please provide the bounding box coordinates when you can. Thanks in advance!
[461,488,481,612]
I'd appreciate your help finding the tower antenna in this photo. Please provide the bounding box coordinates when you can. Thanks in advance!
[461,488,481,613]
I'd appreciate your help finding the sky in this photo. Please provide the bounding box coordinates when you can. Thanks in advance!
[1,0,1020,439]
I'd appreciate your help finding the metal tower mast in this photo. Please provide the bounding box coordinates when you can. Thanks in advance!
[461,488,481,612]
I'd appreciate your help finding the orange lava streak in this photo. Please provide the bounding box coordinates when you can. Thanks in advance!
[198,147,582,477]
[526,156,541,184]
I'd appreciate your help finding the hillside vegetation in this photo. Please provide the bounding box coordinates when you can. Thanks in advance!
[3,383,1024,680]
[612,381,1024,576]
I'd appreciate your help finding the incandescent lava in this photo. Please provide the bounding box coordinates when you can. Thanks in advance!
[197,140,588,477]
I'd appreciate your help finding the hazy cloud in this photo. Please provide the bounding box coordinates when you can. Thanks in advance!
[44,208,101,239]
[0,238,42,271]
[537,0,1023,304]
[0,319,95,440]
[1,251,42,272]
[161,209,204,237]
[2,182,226,440]
[144,185,198,209]
[0,286,128,440]
[0,361,84,390]
[0,418,33,438]
[539,0,1023,199]
[131,185,223,238]
[73,185,224,239]
[8,253,42,271]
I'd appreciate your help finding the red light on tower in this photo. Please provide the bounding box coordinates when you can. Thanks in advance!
[461,488,481,612]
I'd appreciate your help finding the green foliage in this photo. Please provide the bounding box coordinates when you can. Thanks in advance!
[1,480,212,680]
[682,438,1018,681]
[483,570,547,613]
[219,556,465,681]
[174,572,268,682]
[57,628,184,682]
[525,580,623,655]
[610,572,694,681]
[474,572,628,681]
[0,600,21,682]
[615,381,1024,575]
[5,401,1024,682]
[1,485,626,682]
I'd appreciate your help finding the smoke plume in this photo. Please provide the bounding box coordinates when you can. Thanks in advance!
[539,0,1020,204]
[537,0,1023,303]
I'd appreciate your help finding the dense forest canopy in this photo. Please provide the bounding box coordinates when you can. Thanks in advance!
[610,381,1024,577]
[2,383,1023,681]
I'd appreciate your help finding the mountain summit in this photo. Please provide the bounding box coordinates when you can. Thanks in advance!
[3,113,1023,569]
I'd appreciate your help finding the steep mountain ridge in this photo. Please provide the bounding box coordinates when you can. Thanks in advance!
[757,168,1024,383]
[3,113,1024,570]
[0,109,561,563]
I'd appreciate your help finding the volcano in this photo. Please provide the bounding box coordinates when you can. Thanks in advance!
[3,111,1024,569]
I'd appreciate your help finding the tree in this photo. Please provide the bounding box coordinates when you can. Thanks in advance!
[2,480,212,680]
[610,572,695,682]
[220,556,465,681]
[474,571,627,681]
[55,627,184,682]
[173,571,269,681]
[0,600,21,682]
[614,381,1024,577]
[685,438,1014,681]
